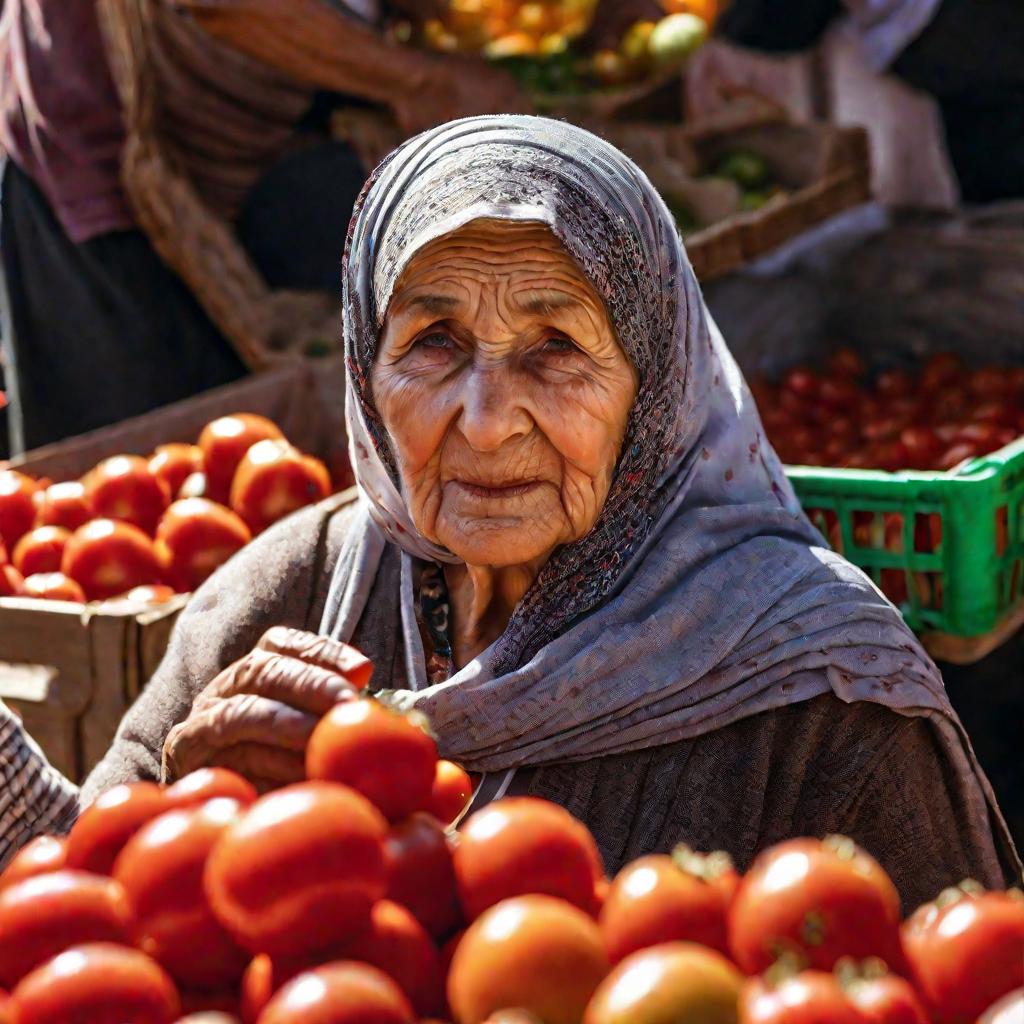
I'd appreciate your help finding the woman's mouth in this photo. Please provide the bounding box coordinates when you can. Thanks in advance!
[453,479,543,500]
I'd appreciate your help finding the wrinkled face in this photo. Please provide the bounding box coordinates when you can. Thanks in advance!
[372,219,638,569]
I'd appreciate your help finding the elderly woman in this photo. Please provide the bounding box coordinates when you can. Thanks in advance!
[83,116,1018,908]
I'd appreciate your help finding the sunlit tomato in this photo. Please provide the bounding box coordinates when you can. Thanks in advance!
[306,700,438,823]
[583,942,742,1024]
[600,847,738,963]
[229,440,331,535]
[163,768,258,811]
[22,572,86,602]
[33,480,94,532]
[448,895,609,1024]
[828,348,866,380]
[178,472,210,500]
[844,965,929,1024]
[0,470,39,551]
[66,781,168,875]
[204,782,388,957]
[8,943,180,1024]
[198,413,285,505]
[0,564,25,597]
[120,584,178,604]
[155,498,251,592]
[782,367,820,398]
[739,971,865,1024]
[429,759,473,825]
[874,369,913,399]
[898,427,940,470]
[979,989,1024,1024]
[62,519,164,600]
[0,836,66,893]
[937,441,980,471]
[0,871,134,988]
[149,444,204,500]
[455,797,605,921]
[86,455,171,535]
[901,885,1024,1023]
[256,962,414,1024]
[12,526,70,576]
[114,799,249,991]
[727,836,903,974]
[385,812,461,940]
[920,352,963,391]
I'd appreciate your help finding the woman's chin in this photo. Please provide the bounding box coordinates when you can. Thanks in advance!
[439,517,562,570]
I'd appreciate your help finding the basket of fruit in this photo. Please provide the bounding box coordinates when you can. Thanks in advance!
[0,685,1021,1022]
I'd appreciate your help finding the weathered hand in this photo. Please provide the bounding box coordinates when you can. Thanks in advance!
[162,627,371,790]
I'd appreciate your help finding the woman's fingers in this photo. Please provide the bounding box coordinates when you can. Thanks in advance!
[257,626,374,688]
[207,745,307,791]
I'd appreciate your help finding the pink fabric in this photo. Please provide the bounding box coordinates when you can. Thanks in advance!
[0,0,134,242]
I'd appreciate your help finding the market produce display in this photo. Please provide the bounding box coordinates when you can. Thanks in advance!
[0,669,1020,1024]
[0,413,335,605]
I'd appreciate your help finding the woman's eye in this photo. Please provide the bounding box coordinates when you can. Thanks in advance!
[542,334,579,356]
[416,331,453,351]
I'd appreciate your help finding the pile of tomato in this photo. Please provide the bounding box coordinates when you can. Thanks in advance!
[752,350,1024,472]
[0,413,338,605]
[0,651,1021,1024]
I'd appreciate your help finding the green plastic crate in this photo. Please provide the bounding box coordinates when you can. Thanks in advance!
[785,435,1024,637]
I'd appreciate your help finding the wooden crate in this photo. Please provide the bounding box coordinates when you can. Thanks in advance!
[0,357,346,781]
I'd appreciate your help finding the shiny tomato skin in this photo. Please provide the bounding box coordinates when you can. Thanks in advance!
[920,352,963,391]
[429,759,473,825]
[847,973,929,1024]
[901,888,1024,1023]
[229,440,330,535]
[782,367,820,398]
[12,526,71,577]
[62,519,164,600]
[874,369,913,399]
[600,852,734,962]
[178,472,210,500]
[33,481,94,532]
[204,782,388,958]
[0,871,134,988]
[0,471,40,550]
[163,768,258,811]
[114,799,249,991]
[120,584,178,604]
[198,413,285,505]
[385,812,461,940]
[447,894,609,1024]
[86,455,171,535]
[22,572,87,602]
[828,348,866,380]
[305,700,438,823]
[255,961,414,1024]
[149,445,204,500]
[727,836,903,975]
[8,942,180,1024]
[978,989,1024,1024]
[66,781,168,875]
[0,564,26,597]
[739,971,866,1024]
[155,498,252,592]
[0,836,67,893]
[583,941,742,1024]
[454,797,605,921]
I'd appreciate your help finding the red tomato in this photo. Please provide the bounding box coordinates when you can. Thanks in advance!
[176,988,240,1017]
[8,943,180,1024]
[599,847,738,963]
[819,376,859,411]
[155,498,252,592]
[920,352,963,391]
[874,369,913,399]
[0,564,25,597]
[163,768,258,811]
[0,836,67,893]
[120,584,178,604]
[727,836,903,974]
[958,422,1001,449]
[0,871,134,988]
[62,519,164,600]
[178,472,210,500]
[66,781,168,875]
[114,799,249,991]
[979,989,1024,1024]
[33,480,94,532]
[305,700,438,823]
[783,367,820,398]
[22,572,86,602]
[827,348,866,380]
[149,445,204,500]
[229,440,331,535]
[845,967,929,1024]
[86,455,171,535]
[936,442,980,471]
[256,961,414,1024]
[968,366,1014,398]
[204,782,388,957]
[385,812,461,940]
[448,895,609,1024]
[739,971,866,1024]
[898,427,940,470]
[12,526,70,576]
[583,942,742,1024]
[901,885,1024,1023]
[429,759,473,825]
[198,413,285,504]
[0,471,39,550]
[454,797,605,921]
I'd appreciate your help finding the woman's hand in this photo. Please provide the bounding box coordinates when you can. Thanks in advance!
[162,627,370,791]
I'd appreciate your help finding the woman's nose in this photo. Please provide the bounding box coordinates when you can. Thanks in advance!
[457,365,533,452]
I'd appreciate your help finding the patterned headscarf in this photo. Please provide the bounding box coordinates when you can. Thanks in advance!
[323,117,987,785]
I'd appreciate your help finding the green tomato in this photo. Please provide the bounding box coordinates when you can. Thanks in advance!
[647,13,708,69]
